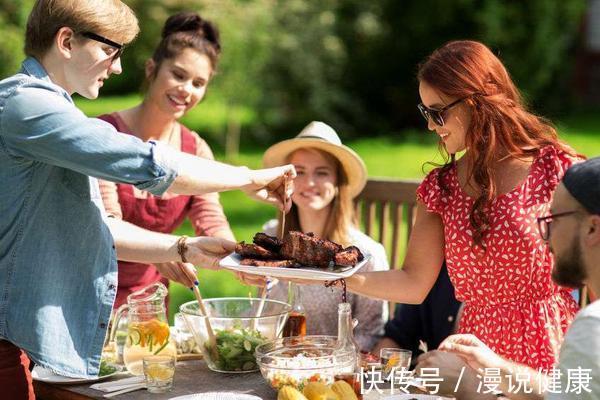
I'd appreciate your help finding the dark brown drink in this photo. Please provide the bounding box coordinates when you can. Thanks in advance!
[282,312,307,337]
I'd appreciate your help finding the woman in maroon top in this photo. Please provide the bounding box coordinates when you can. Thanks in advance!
[99,11,234,308]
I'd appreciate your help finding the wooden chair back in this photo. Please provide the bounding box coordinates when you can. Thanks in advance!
[355,178,421,270]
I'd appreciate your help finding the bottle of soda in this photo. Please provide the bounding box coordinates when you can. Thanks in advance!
[283,283,306,337]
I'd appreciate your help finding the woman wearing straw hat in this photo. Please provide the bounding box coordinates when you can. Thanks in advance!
[262,121,389,351]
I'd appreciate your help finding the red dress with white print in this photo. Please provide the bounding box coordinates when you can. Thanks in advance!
[416,146,580,371]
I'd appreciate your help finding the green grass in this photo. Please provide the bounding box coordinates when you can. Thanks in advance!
[74,95,600,322]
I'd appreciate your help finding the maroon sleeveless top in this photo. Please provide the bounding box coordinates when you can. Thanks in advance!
[98,113,197,309]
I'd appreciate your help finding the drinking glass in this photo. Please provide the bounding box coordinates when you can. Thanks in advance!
[143,355,176,393]
[379,348,411,376]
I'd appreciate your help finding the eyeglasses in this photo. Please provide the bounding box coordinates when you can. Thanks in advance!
[417,97,467,126]
[81,31,123,62]
[537,210,579,241]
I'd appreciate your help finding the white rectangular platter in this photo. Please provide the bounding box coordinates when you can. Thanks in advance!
[219,252,370,281]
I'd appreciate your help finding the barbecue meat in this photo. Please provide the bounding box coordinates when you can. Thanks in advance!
[334,246,364,266]
[280,231,342,268]
[253,232,282,253]
[240,258,295,268]
[235,242,279,259]
[235,231,364,269]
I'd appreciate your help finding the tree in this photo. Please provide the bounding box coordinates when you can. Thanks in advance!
[259,0,360,137]
[335,0,586,133]
[0,0,34,79]
[258,0,586,137]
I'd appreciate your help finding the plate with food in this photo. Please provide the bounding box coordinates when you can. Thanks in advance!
[31,360,125,385]
[220,231,370,281]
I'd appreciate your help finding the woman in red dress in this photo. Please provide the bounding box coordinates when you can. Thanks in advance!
[340,40,582,371]
[99,12,234,309]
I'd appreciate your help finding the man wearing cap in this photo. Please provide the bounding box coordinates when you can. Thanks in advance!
[425,157,600,399]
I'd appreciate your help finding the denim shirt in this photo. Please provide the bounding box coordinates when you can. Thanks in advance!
[0,58,179,377]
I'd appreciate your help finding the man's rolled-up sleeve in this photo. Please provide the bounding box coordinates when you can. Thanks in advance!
[0,84,178,196]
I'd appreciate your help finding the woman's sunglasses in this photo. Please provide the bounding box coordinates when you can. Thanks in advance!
[417,97,467,126]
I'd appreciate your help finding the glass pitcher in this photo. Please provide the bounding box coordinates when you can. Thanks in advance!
[110,283,176,375]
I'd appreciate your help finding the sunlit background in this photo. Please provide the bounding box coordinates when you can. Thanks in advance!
[3,0,600,321]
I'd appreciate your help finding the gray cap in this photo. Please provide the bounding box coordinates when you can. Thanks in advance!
[563,157,600,215]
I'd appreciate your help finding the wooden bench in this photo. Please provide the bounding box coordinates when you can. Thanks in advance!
[354,178,420,314]
[355,177,421,270]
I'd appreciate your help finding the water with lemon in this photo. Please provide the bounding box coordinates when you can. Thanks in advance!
[111,283,177,375]
[123,319,177,375]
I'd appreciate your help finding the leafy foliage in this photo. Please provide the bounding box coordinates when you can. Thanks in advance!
[0,0,33,78]
[0,0,587,140]
[235,0,585,137]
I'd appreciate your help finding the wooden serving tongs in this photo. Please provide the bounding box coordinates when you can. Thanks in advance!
[191,286,219,361]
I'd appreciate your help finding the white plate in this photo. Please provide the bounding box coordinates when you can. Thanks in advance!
[219,252,370,281]
[31,365,125,385]
[169,393,261,400]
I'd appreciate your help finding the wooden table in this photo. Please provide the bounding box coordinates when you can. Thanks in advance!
[34,360,278,400]
[34,360,439,400]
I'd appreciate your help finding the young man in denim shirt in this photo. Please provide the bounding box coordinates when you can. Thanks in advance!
[0,1,294,398]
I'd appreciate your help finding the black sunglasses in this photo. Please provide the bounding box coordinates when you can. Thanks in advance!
[537,210,580,241]
[417,97,467,126]
[81,31,123,62]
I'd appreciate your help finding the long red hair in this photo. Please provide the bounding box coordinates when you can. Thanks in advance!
[418,40,578,247]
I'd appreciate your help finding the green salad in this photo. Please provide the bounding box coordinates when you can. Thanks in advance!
[98,359,118,377]
[205,325,266,371]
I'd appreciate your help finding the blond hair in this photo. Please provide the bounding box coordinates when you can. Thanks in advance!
[278,148,356,247]
[25,0,139,58]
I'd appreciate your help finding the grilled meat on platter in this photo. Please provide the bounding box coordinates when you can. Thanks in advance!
[236,231,364,268]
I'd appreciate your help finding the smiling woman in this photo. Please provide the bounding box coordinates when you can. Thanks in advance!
[97,11,236,310]
[325,40,584,373]
[260,121,389,351]
[418,81,471,156]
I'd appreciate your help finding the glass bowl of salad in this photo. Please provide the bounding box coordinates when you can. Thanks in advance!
[254,336,356,391]
[179,298,291,373]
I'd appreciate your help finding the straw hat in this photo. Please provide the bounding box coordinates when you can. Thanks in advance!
[262,121,367,198]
